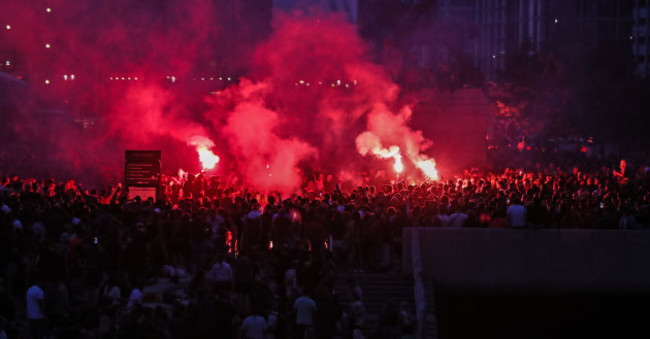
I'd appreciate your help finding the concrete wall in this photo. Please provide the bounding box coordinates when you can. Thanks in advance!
[403,228,650,293]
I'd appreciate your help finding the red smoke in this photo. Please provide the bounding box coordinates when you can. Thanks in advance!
[1,2,438,191]
[204,8,437,191]
[1,0,223,184]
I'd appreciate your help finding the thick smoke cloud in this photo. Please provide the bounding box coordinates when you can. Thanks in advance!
[1,0,224,184]
[1,2,438,191]
[221,83,316,193]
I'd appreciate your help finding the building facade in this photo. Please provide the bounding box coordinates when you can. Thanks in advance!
[633,0,650,76]
[439,0,637,81]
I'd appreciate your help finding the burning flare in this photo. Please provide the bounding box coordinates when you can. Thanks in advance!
[356,132,404,174]
[356,131,439,179]
[189,136,220,171]
[416,158,439,180]
[393,153,404,173]
[196,145,220,170]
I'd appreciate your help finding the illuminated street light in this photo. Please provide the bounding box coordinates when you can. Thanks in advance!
[5,25,11,30]
[45,43,51,48]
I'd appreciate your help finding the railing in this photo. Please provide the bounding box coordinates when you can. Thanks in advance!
[411,228,427,339]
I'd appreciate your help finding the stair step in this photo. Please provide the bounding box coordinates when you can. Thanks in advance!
[332,271,439,338]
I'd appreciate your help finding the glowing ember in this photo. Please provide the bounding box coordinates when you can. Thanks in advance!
[196,145,219,170]
[416,158,439,180]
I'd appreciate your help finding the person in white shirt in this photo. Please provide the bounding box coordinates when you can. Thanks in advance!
[284,260,299,299]
[210,254,234,291]
[240,311,267,339]
[26,281,46,339]
[348,292,367,329]
[448,203,468,228]
[103,275,122,304]
[506,197,527,228]
[127,280,143,309]
[293,291,317,339]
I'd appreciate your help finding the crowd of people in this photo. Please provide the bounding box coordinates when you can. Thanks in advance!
[0,158,649,339]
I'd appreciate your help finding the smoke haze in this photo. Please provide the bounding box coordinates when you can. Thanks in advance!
[0,2,438,192]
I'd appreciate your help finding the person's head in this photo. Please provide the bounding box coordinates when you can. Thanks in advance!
[383,299,396,311]
[510,195,521,205]
[172,302,185,318]
[217,290,228,302]
[131,277,144,291]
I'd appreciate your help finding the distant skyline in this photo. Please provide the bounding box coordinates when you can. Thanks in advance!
[273,0,358,22]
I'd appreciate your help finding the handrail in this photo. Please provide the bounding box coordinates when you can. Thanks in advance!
[411,228,426,339]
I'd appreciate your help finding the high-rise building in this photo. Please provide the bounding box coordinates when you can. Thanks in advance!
[273,0,358,23]
[633,0,650,76]
[439,0,637,81]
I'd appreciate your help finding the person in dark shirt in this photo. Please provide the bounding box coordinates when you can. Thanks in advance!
[166,303,189,339]
[214,291,237,339]
[526,196,547,229]
[188,290,217,339]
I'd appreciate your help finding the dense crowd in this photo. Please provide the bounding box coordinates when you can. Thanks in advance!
[0,159,649,339]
